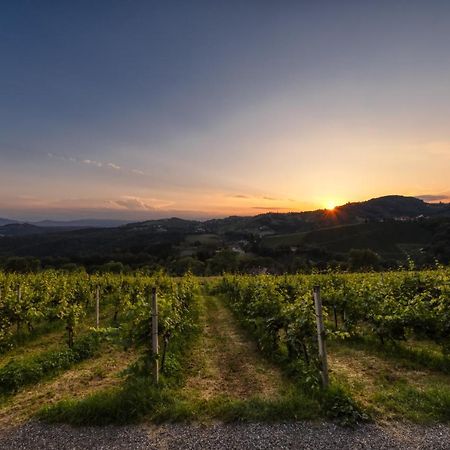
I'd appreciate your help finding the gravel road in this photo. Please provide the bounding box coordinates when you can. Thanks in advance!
[0,421,449,450]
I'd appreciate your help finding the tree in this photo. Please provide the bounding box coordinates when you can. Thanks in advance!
[348,249,381,271]
[4,257,41,273]
[171,257,205,276]
[97,261,127,273]
[205,250,239,275]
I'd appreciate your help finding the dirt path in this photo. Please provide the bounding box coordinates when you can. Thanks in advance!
[0,345,138,431]
[183,295,286,401]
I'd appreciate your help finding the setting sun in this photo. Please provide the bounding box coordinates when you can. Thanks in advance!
[324,200,338,210]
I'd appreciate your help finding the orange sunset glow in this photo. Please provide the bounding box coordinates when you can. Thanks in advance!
[0,2,449,223]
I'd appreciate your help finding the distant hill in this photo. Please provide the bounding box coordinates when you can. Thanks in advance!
[261,221,435,260]
[0,195,449,269]
[205,195,450,235]
[0,218,19,226]
[124,217,203,232]
[34,219,131,228]
[0,218,132,236]
[1,195,448,236]
[336,195,450,220]
[0,223,84,237]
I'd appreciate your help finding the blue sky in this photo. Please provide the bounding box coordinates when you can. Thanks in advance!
[1,1,449,220]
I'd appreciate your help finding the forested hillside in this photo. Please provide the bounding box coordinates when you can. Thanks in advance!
[0,196,449,273]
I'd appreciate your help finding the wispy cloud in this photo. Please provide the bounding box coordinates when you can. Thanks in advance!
[47,152,145,177]
[251,206,291,211]
[113,197,155,210]
[229,194,250,199]
[82,159,103,167]
[2,194,175,213]
[417,194,450,202]
[228,194,283,201]
[112,196,174,211]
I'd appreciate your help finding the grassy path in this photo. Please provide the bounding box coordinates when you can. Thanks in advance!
[29,293,319,425]
[0,345,138,430]
[0,328,66,368]
[328,343,450,422]
[182,294,290,403]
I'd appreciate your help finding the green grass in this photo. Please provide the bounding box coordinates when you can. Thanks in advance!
[0,328,67,369]
[374,380,450,423]
[329,338,450,423]
[0,330,108,397]
[38,294,203,425]
[38,290,450,426]
[341,336,450,374]
[0,293,118,364]
[38,377,326,425]
[38,376,176,425]
[38,293,347,425]
[184,389,321,423]
[215,293,368,425]
[2,320,64,352]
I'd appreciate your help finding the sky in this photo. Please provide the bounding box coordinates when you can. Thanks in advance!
[1,0,450,221]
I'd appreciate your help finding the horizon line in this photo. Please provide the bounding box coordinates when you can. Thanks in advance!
[1,194,449,224]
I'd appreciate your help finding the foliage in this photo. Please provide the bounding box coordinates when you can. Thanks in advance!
[0,271,198,355]
[321,386,370,426]
[216,267,449,424]
[217,267,450,360]
[38,294,201,425]
[0,332,103,395]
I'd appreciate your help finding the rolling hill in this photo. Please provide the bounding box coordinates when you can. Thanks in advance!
[0,195,449,270]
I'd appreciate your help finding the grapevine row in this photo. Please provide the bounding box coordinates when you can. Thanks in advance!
[217,267,450,370]
[0,271,198,353]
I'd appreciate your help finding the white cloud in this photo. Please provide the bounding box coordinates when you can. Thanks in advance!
[46,152,148,176]
[113,196,174,211]
[82,159,103,167]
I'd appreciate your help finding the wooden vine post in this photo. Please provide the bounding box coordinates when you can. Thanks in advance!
[96,286,100,329]
[151,286,159,384]
[313,285,329,388]
[17,285,22,332]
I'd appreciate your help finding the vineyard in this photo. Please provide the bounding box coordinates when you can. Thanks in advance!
[0,267,449,427]
[216,266,450,422]
[218,266,450,363]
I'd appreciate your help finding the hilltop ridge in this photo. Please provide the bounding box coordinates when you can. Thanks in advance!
[0,195,449,272]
